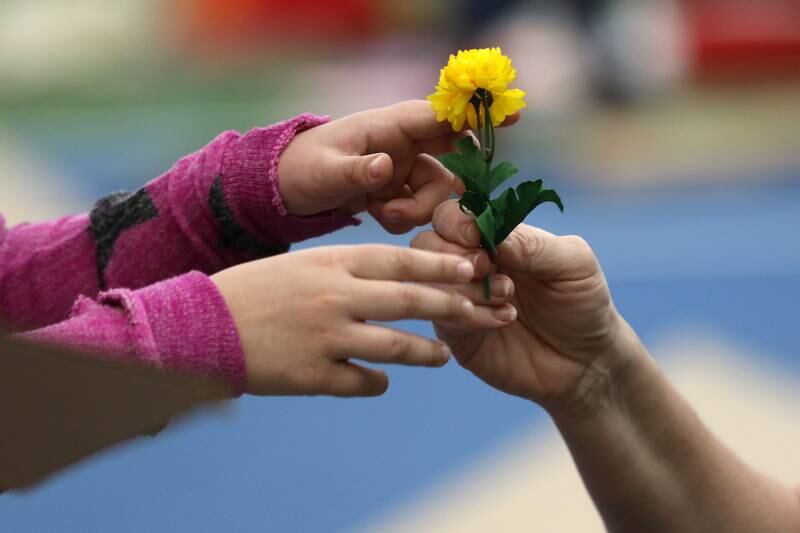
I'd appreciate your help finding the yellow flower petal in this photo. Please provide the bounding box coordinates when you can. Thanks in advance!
[428,47,526,131]
[467,104,478,130]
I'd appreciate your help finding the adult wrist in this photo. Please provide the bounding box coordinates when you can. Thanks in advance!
[547,313,652,431]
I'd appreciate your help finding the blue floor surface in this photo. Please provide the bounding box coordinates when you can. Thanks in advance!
[2,155,799,532]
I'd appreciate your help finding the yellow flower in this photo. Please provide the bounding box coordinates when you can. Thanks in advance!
[428,47,526,131]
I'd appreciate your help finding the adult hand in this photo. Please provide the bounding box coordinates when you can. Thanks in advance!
[411,200,634,415]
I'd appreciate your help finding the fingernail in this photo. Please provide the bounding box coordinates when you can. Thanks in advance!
[438,343,451,365]
[491,278,513,298]
[456,261,474,281]
[461,299,475,316]
[464,224,477,243]
[493,305,517,322]
[383,209,403,223]
[369,155,385,180]
[467,252,481,268]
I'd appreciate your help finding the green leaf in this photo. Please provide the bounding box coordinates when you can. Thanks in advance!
[488,187,513,234]
[442,137,490,197]
[475,205,497,253]
[488,161,518,193]
[537,188,565,212]
[455,137,487,183]
[455,136,480,157]
[491,179,565,245]
[460,174,485,197]
[440,153,466,177]
[459,190,486,217]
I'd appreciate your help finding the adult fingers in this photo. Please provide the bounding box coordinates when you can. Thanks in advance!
[443,273,515,305]
[343,323,451,367]
[433,302,518,337]
[494,226,600,280]
[343,245,474,284]
[431,200,482,248]
[349,280,474,322]
[410,230,492,279]
[324,361,389,397]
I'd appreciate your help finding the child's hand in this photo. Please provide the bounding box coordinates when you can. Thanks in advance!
[277,100,519,234]
[210,245,476,396]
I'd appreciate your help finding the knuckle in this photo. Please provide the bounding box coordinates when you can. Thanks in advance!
[563,235,596,264]
[342,159,362,188]
[398,286,423,315]
[314,247,341,269]
[387,333,411,359]
[388,248,417,278]
[315,329,341,362]
[514,228,544,261]
[352,244,383,269]
[563,234,590,251]
[315,289,345,312]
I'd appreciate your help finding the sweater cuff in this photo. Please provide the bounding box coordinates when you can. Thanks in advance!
[220,113,360,245]
[135,272,246,396]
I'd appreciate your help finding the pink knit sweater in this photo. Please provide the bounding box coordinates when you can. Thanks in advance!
[0,114,358,396]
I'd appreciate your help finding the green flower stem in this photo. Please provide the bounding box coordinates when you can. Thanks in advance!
[482,267,492,300]
[476,90,496,299]
[481,94,495,163]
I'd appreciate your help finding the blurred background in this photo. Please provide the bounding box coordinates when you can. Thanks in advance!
[1,0,800,531]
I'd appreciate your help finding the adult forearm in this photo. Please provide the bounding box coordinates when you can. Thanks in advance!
[551,320,800,533]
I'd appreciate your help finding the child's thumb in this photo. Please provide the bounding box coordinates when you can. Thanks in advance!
[337,153,393,194]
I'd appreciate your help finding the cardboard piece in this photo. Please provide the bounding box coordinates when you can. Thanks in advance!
[0,336,230,491]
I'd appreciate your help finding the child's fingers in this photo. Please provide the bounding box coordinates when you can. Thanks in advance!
[415,129,473,157]
[325,361,389,397]
[329,152,394,198]
[410,230,492,280]
[417,117,516,157]
[380,155,454,227]
[344,323,450,368]
[415,132,460,156]
[388,100,455,140]
[500,111,521,128]
[386,100,522,141]
[367,202,413,235]
[344,245,474,284]
[349,280,474,322]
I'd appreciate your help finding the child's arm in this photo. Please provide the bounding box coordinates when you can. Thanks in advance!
[1,100,515,332]
[16,271,248,395]
[0,114,356,332]
[17,246,478,398]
